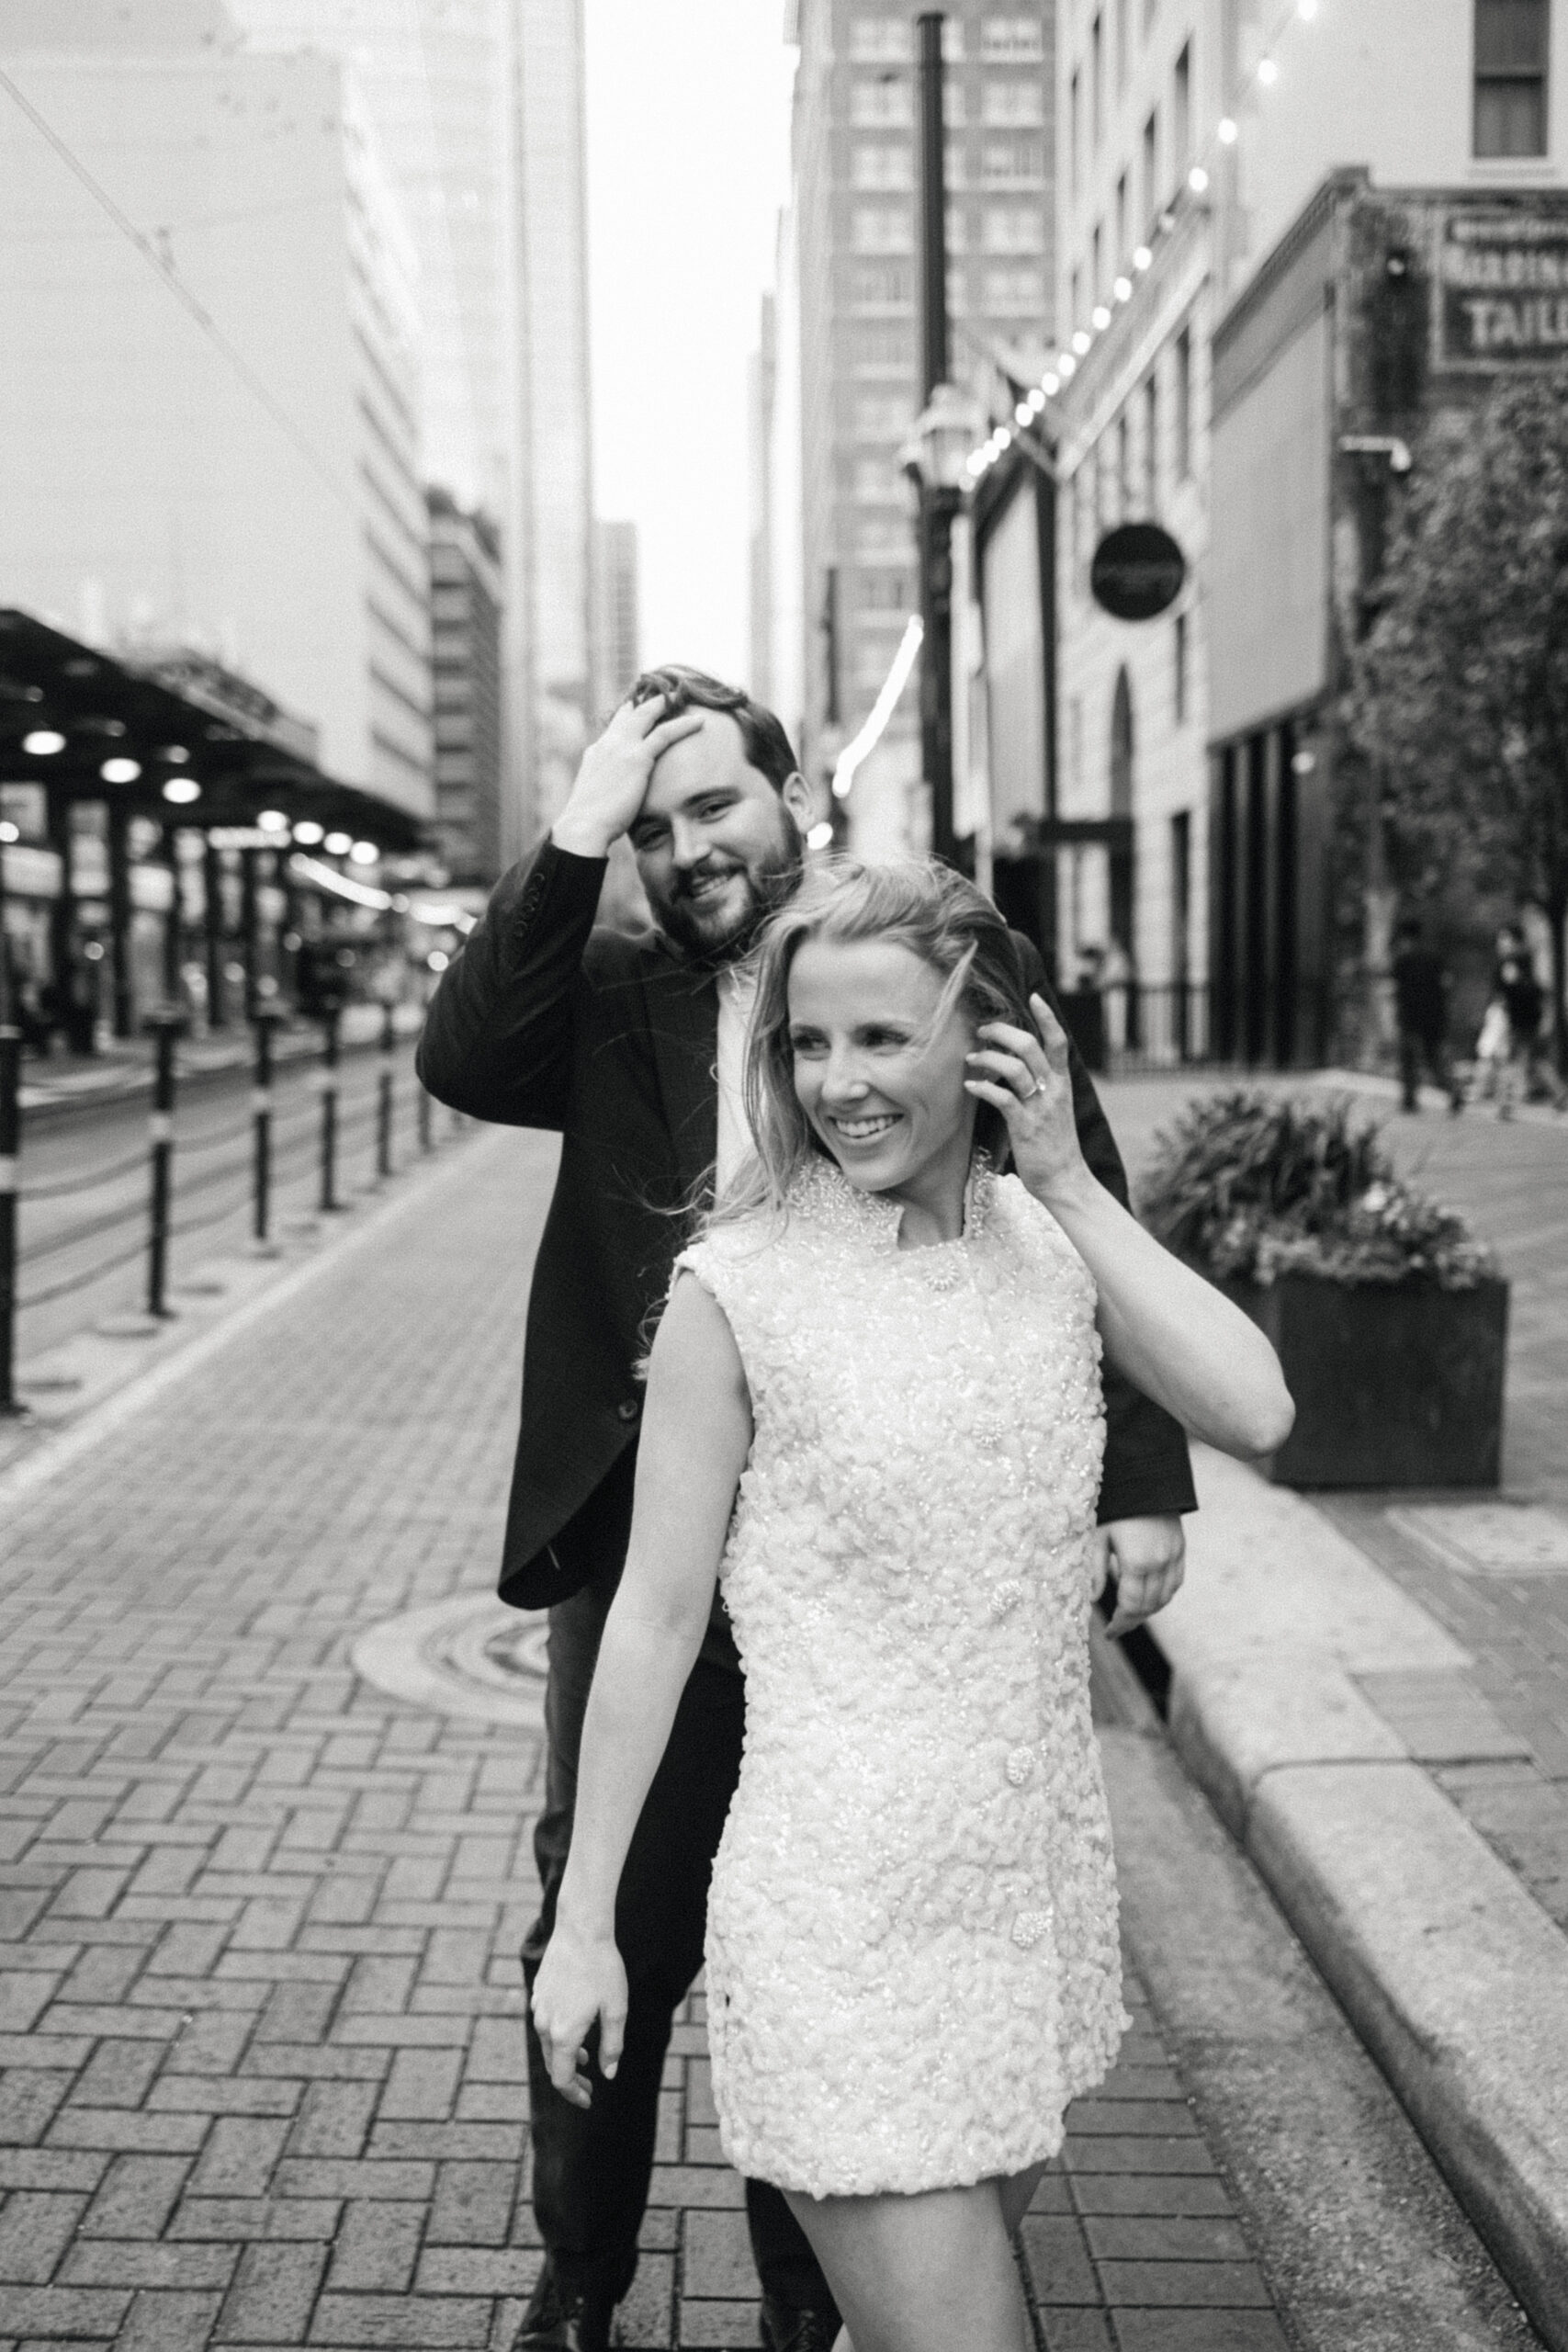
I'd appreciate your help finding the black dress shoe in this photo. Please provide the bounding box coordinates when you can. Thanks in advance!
[759,2292,840,2352]
[514,2255,617,2350]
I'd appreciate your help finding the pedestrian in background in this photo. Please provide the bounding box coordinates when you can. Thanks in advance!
[1493,922,1567,1117]
[416,668,1195,2352]
[1391,915,1462,1114]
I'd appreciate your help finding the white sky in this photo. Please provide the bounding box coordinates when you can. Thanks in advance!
[583,0,797,684]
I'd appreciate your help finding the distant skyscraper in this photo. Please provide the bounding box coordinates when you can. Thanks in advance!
[229,0,595,857]
[787,1,1053,854]
[750,296,778,707]
[0,0,433,819]
[429,490,503,888]
[592,521,640,720]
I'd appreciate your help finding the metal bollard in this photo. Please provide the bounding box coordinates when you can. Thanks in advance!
[318,1007,342,1212]
[0,1025,20,1415]
[417,1079,432,1153]
[376,1001,395,1182]
[250,1005,287,1248]
[144,1009,187,1318]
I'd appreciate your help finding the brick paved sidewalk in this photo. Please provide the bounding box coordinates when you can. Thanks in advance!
[1,1125,1289,2350]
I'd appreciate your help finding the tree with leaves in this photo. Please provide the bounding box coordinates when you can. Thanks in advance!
[1348,367,1568,1071]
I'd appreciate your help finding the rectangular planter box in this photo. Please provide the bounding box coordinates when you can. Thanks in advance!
[1224,1273,1509,1489]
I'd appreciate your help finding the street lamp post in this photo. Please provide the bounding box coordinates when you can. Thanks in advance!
[911,11,958,869]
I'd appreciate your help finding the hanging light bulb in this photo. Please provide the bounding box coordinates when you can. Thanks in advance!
[1133,244,1153,270]
[1258,55,1279,85]
[1113,275,1133,301]
[1188,164,1210,194]
[1043,371,1060,395]
[1071,330,1091,356]
[1298,0,1319,16]
[1218,117,1239,143]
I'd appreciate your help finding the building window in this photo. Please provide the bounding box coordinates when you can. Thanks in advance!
[852,204,913,253]
[851,76,913,126]
[1070,265,1083,332]
[858,570,910,609]
[1143,368,1158,511]
[983,78,1044,125]
[1116,410,1131,517]
[1175,322,1193,477]
[981,135,1045,183]
[849,259,914,308]
[943,20,965,62]
[947,202,970,253]
[1070,68,1082,191]
[982,203,1044,252]
[850,18,913,63]
[1174,607,1189,724]
[852,142,913,188]
[1091,11,1104,146]
[1115,169,1128,259]
[1170,808,1191,978]
[1174,41,1191,178]
[946,137,970,187]
[1143,107,1158,224]
[1474,0,1549,155]
[981,17,1044,63]
[854,321,914,372]
[983,262,1046,312]
[1092,219,1103,298]
[1116,0,1129,89]
[853,392,912,438]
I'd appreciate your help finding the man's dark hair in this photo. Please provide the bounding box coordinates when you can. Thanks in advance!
[1394,915,1424,944]
[628,665,799,794]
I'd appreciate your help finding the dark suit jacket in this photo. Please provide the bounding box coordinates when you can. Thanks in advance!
[416,838,1196,1611]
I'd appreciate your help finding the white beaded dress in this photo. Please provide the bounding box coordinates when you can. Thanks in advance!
[673,1156,1125,2202]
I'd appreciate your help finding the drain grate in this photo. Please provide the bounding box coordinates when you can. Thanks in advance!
[352,1590,550,1726]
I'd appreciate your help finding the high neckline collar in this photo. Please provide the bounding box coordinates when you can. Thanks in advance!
[791,1153,996,1251]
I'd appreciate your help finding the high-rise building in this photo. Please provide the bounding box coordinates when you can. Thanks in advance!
[0,0,433,820]
[1050,0,1568,1064]
[788,1,1054,854]
[592,520,640,721]
[429,490,504,888]
[228,0,595,859]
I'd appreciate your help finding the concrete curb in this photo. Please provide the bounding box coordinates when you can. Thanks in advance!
[1157,1449,1568,2352]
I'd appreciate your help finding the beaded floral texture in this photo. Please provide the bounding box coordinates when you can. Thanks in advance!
[673,1158,1124,2200]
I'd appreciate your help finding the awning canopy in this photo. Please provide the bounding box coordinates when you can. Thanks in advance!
[0,608,427,854]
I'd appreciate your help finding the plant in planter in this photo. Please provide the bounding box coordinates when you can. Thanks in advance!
[1137,1091,1507,1487]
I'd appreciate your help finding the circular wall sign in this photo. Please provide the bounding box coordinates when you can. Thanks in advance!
[1090,523,1187,621]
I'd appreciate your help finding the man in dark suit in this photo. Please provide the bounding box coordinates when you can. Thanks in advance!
[417,668,1196,2352]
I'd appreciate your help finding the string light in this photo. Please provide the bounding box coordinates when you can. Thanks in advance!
[964,0,1327,479]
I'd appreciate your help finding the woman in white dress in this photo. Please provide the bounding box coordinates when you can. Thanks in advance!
[532,860,1292,2352]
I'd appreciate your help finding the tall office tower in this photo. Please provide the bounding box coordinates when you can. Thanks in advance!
[789,2,1053,854]
[230,0,595,856]
[429,490,504,888]
[0,0,433,820]
[591,520,640,720]
[750,295,779,708]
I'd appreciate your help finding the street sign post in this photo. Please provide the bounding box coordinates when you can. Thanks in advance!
[1090,523,1187,620]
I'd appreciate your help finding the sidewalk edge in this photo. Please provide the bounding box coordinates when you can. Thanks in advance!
[1162,1463,1568,2352]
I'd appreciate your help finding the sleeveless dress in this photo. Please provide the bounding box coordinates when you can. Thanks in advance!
[673,1157,1125,2201]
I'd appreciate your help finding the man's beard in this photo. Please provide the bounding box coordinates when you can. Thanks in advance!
[651,813,805,965]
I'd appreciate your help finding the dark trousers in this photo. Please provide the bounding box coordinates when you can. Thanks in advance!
[1398,1027,1460,1108]
[519,1463,837,2323]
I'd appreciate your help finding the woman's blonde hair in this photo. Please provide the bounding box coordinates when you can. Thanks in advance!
[713,854,1039,1227]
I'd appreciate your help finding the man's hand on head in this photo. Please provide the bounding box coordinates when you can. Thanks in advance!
[550,696,705,863]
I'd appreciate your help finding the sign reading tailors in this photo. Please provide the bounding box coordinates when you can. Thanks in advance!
[1440,210,1568,366]
[1089,523,1186,622]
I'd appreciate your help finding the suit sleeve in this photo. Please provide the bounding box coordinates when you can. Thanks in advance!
[1012,936,1198,1523]
[414,838,607,1130]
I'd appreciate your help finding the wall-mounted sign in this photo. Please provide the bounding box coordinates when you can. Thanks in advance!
[1089,523,1186,621]
[1439,209,1568,366]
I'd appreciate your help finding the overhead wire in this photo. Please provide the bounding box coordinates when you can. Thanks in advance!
[0,62,356,515]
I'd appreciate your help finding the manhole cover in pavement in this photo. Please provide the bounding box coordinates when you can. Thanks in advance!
[352,1591,550,1726]
[1388,1503,1568,1579]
